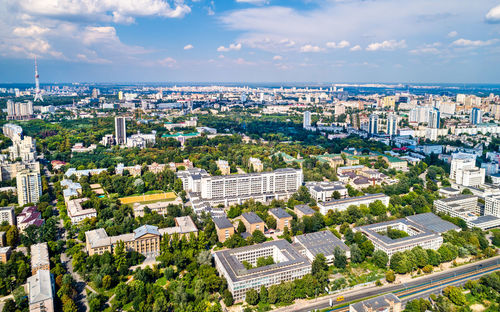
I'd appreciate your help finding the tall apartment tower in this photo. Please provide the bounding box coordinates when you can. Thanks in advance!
[387,113,398,136]
[17,168,42,206]
[303,111,311,128]
[428,108,440,128]
[470,108,482,125]
[115,117,126,145]
[369,113,379,135]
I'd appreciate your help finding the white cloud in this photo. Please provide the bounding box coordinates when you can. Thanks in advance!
[159,57,177,67]
[13,25,49,37]
[326,40,350,49]
[447,31,458,38]
[486,4,500,23]
[17,0,191,24]
[410,43,442,54]
[236,0,269,4]
[300,44,323,52]
[217,43,242,52]
[273,55,283,60]
[366,40,406,51]
[184,44,194,50]
[234,57,254,65]
[350,45,362,51]
[452,38,498,47]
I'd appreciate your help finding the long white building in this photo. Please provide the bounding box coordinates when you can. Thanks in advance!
[317,193,390,215]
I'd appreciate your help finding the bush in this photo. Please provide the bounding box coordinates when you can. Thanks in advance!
[385,270,396,283]
[422,265,433,274]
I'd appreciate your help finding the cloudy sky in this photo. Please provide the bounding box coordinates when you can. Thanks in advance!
[1,0,500,83]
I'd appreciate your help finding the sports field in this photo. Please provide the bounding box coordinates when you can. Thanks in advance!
[119,192,177,205]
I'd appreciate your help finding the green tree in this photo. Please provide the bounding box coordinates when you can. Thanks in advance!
[372,250,389,269]
[223,289,233,306]
[333,246,347,269]
[385,270,396,283]
[237,220,246,234]
[252,230,266,243]
[245,288,259,305]
[259,285,268,304]
[102,275,112,290]
[444,286,466,305]
[312,253,328,276]
[6,226,18,247]
[350,244,365,263]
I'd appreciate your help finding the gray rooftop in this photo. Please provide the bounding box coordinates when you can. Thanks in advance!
[350,294,401,311]
[437,194,477,203]
[405,213,460,234]
[269,208,292,219]
[320,193,388,207]
[212,216,234,229]
[295,204,315,215]
[27,270,54,305]
[470,215,500,224]
[134,225,160,239]
[31,242,49,269]
[294,230,349,257]
[242,212,264,224]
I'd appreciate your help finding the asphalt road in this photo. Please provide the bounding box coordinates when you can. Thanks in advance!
[287,256,500,312]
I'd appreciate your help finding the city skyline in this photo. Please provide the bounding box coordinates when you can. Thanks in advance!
[1,0,500,83]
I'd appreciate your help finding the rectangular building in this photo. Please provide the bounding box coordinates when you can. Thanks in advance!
[294,204,316,219]
[241,212,265,234]
[17,167,42,206]
[305,181,348,202]
[66,198,97,224]
[350,293,401,312]
[213,216,234,243]
[0,206,15,225]
[213,240,311,301]
[31,242,50,275]
[293,230,350,263]
[27,270,54,312]
[317,193,390,215]
[269,208,292,232]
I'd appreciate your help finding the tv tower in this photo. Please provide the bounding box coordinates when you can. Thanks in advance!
[34,56,43,102]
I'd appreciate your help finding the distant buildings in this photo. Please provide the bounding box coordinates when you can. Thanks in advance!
[470,107,482,125]
[213,240,311,301]
[6,100,33,120]
[216,159,231,175]
[115,116,127,145]
[248,157,263,172]
[85,216,198,256]
[387,113,398,136]
[368,114,378,135]
[17,167,42,206]
[126,131,156,148]
[428,107,440,128]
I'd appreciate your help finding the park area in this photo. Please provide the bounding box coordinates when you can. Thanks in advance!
[119,191,177,205]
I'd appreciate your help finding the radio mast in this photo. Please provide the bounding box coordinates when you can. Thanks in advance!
[34,56,43,102]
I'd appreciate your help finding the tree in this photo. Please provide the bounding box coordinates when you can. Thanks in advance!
[252,230,266,243]
[265,215,277,230]
[385,270,396,283]
[332,191,341,200]
[333,246,347,269]
[6,226,18,247]
[312,254,328,276]
[259,285,268,303]
[372,250,389,269]
[237,220,246,234]
[412,247,429,268]
[360,240,374,258]
[404,298,432,312]
[223,289,233,306]
[245,288,259,305]
[444,286,466,305]
[350,244,365,263]
[102,275,112,290]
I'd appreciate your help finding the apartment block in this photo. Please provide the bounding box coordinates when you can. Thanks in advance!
[0,206,15,225]
[248,157,263,172]
[17,167,42,206]
[241,212,265,234]
[31,242,50,275]
[213,216,234,243]
[27,270,55,312]
[317,193,390,215]
[66,198,97,224]
[216,159,231,175]
[269,208,292,232]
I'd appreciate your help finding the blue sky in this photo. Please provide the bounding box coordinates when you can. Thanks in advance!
[1,0,500,83]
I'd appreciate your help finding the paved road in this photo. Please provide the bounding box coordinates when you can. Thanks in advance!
[275,256,500,312]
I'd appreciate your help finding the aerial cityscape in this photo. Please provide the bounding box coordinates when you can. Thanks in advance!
[1,1,500,312]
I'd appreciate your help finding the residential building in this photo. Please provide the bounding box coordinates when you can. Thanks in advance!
[470,107,482,125]
[303,111,311,128]
[0,247,11,263]
[428,107,440,128]
[30,242,50,275]
[64,167,107,178]
[368,113,378,135]
[305,181,347,202]
[17,167,42,206]
[16,206,44,232]
[115,117,127,145]
[0,206,15,225]
[176,168,210,193]
[216,159,231,175]
[100,134,115,146]
[248,157,263,172]
[9,135,36,162]
[241,212,265,234]
[60,179,82,204]
[85,216,198,256]
[66,198,97,224]
[349,294,401,312]
[269,208,292,232]
[2,123,23,141]
[27,270,55,312]
[450,153,476,180]
[293,230,350,263]
[317,193,390,215]
[294,204,316,219]
[213,240,311,301]
[213,216,234,243]
[132,197,183,217]
[354,217,444,258]
[484,195,500,218]
[6,100,33,120]
[387,113,398,136]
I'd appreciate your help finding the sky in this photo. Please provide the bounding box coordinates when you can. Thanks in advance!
[1,0,500,83]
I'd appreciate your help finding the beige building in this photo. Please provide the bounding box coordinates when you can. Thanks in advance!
[31,242,50,275]
[269,208,292,232]
[248,157,263,172]
[0,246,11,263]
[216,159,231,175]
[27,270,54,312]
[0,206,15,225]
[17,166,42,206]
[241,212,265,234]
[213,216,234,243]
[85,216,198,256]
[294,204,315,219]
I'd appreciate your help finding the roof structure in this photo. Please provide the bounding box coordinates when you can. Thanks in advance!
[241,212,264,224]
[27,270,54,305]
[405,212,460,233]
[213,216,234,229]
[294,230,349,257]
[269,208,292,219]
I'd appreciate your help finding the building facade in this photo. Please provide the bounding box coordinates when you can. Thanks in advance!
[17,167,42,206]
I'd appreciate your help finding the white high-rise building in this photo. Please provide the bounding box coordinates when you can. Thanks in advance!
[470,108,482,125]
[17,167,42,206]
[115,117,127,145]
[387,113,398,136]
[303,111,311,128]
[450,153,477,180]
[428,108,440,128]
[369,114,378,135]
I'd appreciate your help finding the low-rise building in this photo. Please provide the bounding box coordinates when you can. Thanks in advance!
[31,242,50,275]
[438,187,461,198]
[17,206,44,232]
[241,212,265,234]
[60,179,82,204]
[85,216,198,256]
[213,240,311,302]
[216,159,231,175]
[269,208,292,232]
[293,230,350,263]
[294,204,316,219]
[317,193,390,215]
[248,157,263,172]
[213,216,234,243]
[27,270,55,312]
[305,181,348,202]
[0,206,15,225]
[349,293,401,312]
[66,198,97,224]
[0,246,11,263]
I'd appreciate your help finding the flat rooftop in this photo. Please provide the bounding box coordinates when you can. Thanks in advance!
[212,216,234,229]
[405,213,460,234]
[269,208,292,219]
[294,230,349,257]
[295,204,315,215]
[241,212,264,224]
[437,194,477,203]
[320,193,388,207]
[350,294,401,311]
